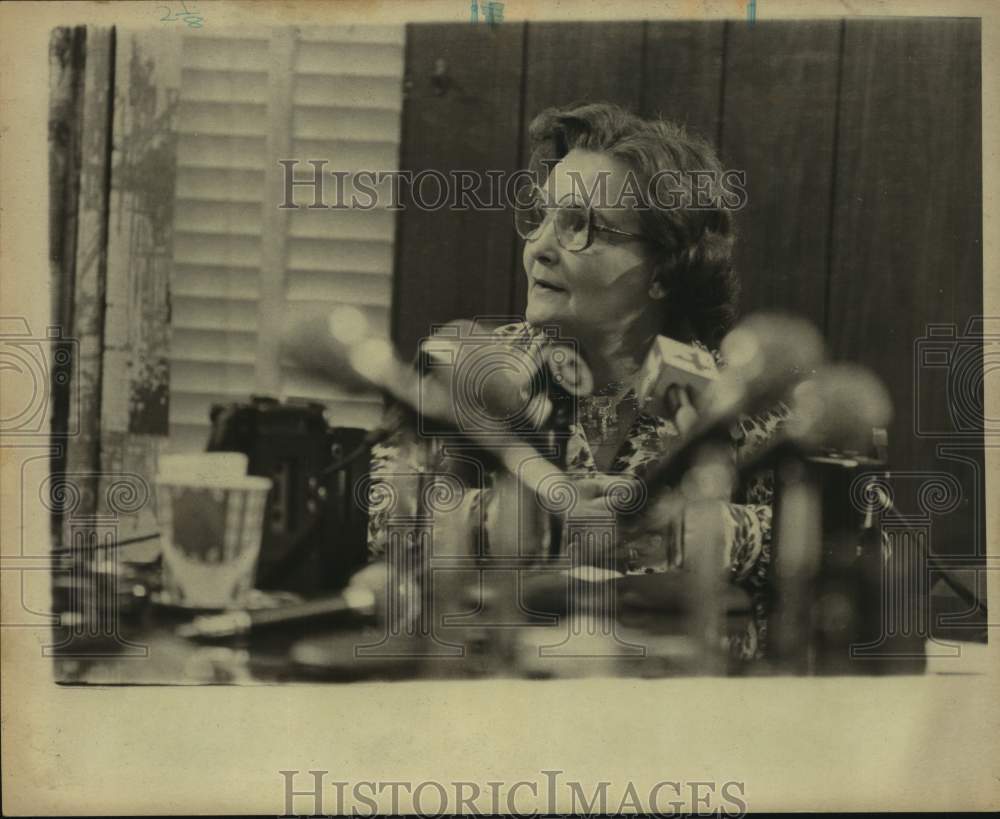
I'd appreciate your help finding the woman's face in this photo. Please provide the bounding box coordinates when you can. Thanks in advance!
[522,149,659,340]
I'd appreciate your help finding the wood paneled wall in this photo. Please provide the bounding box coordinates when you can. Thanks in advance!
[393,19,983,558]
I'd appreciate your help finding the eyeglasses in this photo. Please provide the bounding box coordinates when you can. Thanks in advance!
[513,187,649,252]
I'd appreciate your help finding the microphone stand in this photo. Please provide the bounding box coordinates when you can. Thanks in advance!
[767,455,824,674]
[677,443,740,675]
[542,380,574,559]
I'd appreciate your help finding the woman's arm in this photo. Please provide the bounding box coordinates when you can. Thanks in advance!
[725,403,791,586]
[723,487,772,586]
[365,401,430,559]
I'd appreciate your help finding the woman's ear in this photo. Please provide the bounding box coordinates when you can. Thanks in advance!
[648,270,668,300]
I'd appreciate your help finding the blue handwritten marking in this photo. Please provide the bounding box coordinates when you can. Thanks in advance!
[159,0,204,28]
[747,0,756,24]
[471,0,504,25]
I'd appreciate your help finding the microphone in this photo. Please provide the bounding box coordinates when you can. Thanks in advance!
[760,365,888,669]
[280,310,566,497]
[701,312,826,420]
[736,363,893,475]
[281,307,387,395]
[624,313,827,510]
[634,335,719,417]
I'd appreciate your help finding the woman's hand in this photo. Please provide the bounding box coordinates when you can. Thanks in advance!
[556,475,709,573]
[613,488,685,569]
[663,383,699,435]
[616,496,732,574]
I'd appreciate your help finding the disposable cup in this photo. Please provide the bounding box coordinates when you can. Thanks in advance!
[154,472,271,609]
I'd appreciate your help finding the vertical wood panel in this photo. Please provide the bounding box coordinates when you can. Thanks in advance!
[829,19,982,555]
[62,27,114,541]
[393,23,525,360]
[721,20,841,328]
[642,21,725,146]
[511,22,646,314]
[102,30,183,530]
[522,22,645,116]
[104,31,181,437]
[47,26,87,536]
[48,27,87,338]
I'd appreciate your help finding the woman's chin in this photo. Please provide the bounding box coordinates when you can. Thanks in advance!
[525,300,564,327]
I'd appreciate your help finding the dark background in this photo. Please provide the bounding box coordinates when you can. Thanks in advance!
[391,19,984,565]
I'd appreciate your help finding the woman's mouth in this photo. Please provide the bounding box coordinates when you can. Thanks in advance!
[532,278,567,293]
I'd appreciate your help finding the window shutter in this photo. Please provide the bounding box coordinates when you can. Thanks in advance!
[169,26,404,452]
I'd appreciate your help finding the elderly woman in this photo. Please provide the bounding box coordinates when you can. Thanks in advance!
[367,102,787,661]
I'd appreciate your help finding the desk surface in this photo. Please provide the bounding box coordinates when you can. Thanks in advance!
[51,540,946,684]
[51,584,726,685]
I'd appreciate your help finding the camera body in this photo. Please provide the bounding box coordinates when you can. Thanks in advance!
[914,318,997,437]
[206,396,370,593]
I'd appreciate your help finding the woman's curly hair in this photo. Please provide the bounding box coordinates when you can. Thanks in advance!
[527,102,740,350]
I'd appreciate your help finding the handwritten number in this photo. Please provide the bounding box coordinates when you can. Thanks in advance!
[159,4,203,26]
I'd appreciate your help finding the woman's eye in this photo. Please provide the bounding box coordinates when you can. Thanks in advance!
[560,206,589,234]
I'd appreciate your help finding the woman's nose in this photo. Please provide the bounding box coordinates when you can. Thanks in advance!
[524,212,561,267]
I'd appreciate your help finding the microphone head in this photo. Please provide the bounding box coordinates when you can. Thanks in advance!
[280,309,377,394]
[786,363,893,453]
[280,306,416,411]
[701,313,826,421]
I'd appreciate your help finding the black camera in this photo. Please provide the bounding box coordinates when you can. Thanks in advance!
[206,396,371,594]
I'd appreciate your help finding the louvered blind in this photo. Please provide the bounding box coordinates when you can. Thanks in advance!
[169,26,404,452]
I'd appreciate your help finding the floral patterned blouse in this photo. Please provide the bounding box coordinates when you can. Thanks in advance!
[366,321,790,660]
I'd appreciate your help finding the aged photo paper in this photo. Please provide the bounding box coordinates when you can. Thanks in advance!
[1,0,998,814]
